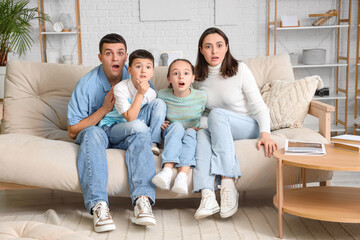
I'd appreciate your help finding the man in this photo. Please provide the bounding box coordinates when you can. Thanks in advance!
[67,33,165,232]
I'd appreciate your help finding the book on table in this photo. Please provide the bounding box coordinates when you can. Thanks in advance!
[331,134,360,153]
[285,139,326,155]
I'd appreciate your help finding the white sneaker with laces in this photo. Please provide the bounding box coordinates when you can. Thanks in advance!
[171,172,188,194]
[152,167,172,190]
[132,196,156,226]
[92,201,116,232]
[194,189,220,219]
[151,143,160,155]
[219,184,239,218]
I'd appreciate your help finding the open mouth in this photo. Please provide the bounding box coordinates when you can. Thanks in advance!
[179,82,185,86]
[212,56,219,61]
[112,64,120,70]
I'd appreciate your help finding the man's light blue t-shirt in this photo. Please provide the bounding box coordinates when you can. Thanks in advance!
[67,64,130,126]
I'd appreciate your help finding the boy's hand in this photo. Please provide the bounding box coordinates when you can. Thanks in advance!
[161,121,170,131]
[102,87,115,113]
[137,81,150,95]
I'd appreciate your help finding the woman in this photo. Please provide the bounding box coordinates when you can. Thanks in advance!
[192,27,278,219]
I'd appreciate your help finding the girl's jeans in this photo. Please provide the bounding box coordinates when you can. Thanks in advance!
[193,108,260,192]
[75,99,166,213]
[161,122,197,168]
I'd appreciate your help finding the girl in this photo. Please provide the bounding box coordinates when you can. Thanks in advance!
[192,27,278,219]
[152,59,207,194]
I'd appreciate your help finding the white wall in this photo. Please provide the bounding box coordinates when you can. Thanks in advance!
[7,0,359,131]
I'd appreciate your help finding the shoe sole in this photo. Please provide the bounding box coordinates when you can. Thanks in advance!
[152,175,170,190]
[94,223,116,232]
[194,206,220,220]
[132,216,156,226]
[171,185,188,195]
[151,148,160,156]
[220,192,239,218]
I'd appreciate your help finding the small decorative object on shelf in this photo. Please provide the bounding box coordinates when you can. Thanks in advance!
[46,48,61,63]
[59,13,74,32]
[52,22,63,32]
[309,9,337,26]
[280,15,300,28]
[315,87,330,97]
[302,48,326,65]
[63,54,73,64]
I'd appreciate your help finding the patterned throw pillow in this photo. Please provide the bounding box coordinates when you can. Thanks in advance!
[261,75,324,131]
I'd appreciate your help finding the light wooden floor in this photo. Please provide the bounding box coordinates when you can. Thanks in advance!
[0,171,359,213]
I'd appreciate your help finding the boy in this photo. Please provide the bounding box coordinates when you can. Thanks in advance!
[98,49,166,226]
[68,34,165,232]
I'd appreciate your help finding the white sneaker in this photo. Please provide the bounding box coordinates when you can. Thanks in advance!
[151,143,160,155]
[152,167,172,190]
[194,189,220,219]
[132,196,156,226]
[92,201,116,232]
[171,172,188,194]
[219,184,239,218]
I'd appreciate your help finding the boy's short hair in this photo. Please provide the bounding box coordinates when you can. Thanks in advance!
[99,33,127,54]
[129,49,154,67]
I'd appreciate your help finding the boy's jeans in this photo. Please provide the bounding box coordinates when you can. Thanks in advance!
[161,122,197,168]
[192,108,260,193]
[75,99,166,213]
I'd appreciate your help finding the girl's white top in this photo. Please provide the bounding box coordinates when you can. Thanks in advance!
[193,62,270,133]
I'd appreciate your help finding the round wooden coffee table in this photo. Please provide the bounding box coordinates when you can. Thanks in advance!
[273,144,360,238]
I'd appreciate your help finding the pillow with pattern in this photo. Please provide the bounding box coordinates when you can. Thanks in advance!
[261,75,324,131]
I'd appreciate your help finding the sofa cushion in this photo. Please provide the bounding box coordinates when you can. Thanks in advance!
[261,75,323,131]
[2,61,92,142]
[0,131,331,197]
[243,54,295,89]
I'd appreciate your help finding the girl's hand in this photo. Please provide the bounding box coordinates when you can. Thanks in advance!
[256,132,278,158]
[187,127,201,132]
[161,121,170,131]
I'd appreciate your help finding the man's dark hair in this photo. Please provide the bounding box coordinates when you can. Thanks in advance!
[129,49,154,67]
[99,33,127,54]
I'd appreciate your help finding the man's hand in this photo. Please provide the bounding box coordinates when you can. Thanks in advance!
[161,120,170,131]
[102,87,115,113]
[137,81,150,96]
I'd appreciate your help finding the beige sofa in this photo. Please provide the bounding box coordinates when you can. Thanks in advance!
[0,54,334,198]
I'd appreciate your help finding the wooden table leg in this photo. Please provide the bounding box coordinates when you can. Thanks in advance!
[277,158,283,239]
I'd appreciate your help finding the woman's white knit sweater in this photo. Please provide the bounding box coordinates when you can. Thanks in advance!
[193,62,270,133]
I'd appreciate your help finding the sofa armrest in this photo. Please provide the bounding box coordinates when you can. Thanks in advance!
[0,102,3,121]
[307,100,335,142]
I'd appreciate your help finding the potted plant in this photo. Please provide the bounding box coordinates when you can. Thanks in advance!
[0,0,49,99]
[0,0,49,66]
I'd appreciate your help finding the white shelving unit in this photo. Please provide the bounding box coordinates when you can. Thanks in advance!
[354,0,360,134]
[37,0,82,65]
[267,0,352,134]
[271,24,349,31]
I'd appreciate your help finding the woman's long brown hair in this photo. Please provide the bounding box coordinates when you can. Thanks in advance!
[195,27,238,82]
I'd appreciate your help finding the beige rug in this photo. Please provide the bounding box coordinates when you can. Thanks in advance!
[0,188,360,239]
[1,202,360,239]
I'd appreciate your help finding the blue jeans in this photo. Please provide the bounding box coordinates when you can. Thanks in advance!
[75,99,166,213]
[161,122,197,168]
[192,108,260,192]
[105,99,166,147]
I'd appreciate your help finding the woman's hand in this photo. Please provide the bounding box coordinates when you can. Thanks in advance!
[161,121,170,131]
[256,132,278,158]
